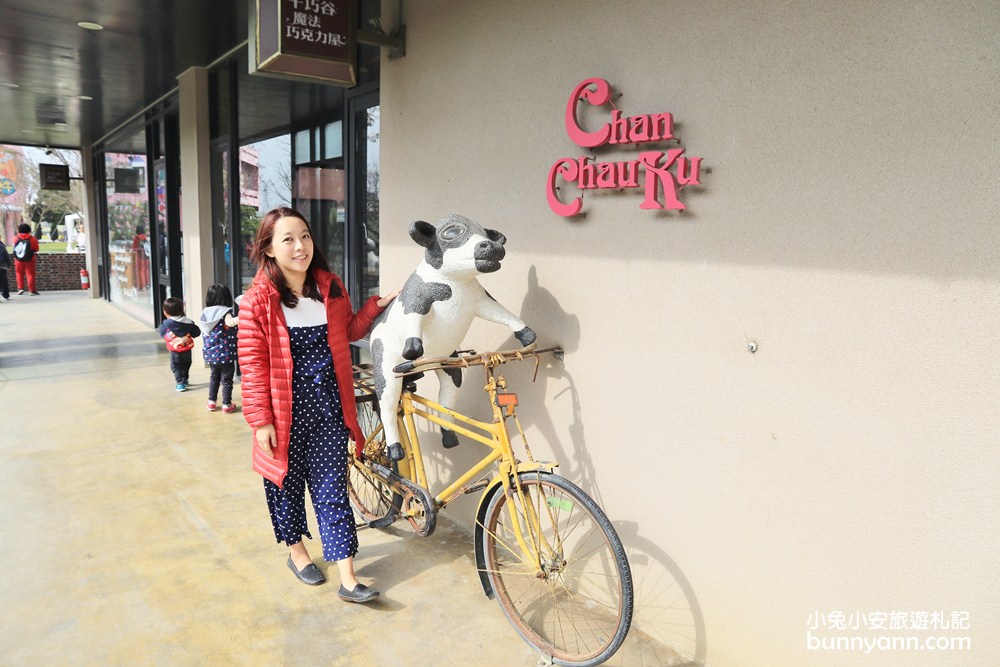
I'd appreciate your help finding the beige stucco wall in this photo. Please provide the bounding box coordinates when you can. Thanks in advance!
[377,1,999,665]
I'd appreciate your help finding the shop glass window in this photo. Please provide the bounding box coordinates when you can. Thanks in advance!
[236,134,292,293]
[103,132,153,324]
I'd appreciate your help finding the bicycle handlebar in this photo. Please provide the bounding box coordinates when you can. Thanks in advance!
[392,344,563,376]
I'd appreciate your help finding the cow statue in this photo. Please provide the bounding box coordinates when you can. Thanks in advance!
[369,214,536,461]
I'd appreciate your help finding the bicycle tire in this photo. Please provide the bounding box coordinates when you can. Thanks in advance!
[481,472,633,666]
[348,394,402,524]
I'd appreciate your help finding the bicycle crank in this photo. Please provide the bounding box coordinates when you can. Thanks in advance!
[369,461,437,537]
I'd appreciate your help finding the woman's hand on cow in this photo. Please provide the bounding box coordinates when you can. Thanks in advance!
[377,289,401,308]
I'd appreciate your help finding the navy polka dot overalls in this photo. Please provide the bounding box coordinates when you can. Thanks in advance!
[263,318,359,562]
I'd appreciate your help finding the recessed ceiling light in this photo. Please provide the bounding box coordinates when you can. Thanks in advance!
[1,82,19,88]
[79,95,94,101]
[77,21,104,30]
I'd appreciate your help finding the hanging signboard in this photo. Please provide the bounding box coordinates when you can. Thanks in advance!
[250,0,356,86]
[547,78,704,217]
[40,163,71,191]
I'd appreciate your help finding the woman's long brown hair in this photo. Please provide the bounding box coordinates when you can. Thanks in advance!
[249,206,341,307]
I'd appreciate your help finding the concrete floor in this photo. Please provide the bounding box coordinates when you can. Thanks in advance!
[0,292,684,667]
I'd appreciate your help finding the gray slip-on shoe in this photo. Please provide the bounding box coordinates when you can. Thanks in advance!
[338,583,379,603]
[287,556,326,585]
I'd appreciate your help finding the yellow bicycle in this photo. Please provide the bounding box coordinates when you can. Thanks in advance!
[348,346,633,667]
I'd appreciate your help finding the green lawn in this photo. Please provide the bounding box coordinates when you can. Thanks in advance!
[38,242,69,253]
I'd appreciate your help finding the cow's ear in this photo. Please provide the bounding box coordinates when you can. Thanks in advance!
[410,221,437,248]
[486,229,507,245]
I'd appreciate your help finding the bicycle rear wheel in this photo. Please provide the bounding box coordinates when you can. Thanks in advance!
[348,394,401,524]
[481,472,633,666]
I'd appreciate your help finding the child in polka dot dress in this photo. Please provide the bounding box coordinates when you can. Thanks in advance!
[238,207,397,603]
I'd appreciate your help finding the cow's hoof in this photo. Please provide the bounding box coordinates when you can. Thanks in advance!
[402,337,424,360]
[515,327,537,347]
[387,443,405,461]
[441,429,459,449]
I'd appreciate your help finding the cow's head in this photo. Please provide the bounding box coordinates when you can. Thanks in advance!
[410,214,507,278]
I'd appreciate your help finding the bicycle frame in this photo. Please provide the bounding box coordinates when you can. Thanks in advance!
[356,359,559,573]
[401,382,512,507]
[351,347,634,665]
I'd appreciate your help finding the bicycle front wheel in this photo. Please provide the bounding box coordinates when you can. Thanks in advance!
[348,394,401,524]
[481,472,633,667]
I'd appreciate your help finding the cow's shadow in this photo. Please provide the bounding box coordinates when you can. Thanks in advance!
[426,265,587,487]
[506,265,589,484]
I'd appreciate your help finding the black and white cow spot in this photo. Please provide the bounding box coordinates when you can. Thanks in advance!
[371,337,386,401]
[400,273,452,315]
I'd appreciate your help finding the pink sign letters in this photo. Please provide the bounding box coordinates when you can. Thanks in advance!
[547,78,703,217]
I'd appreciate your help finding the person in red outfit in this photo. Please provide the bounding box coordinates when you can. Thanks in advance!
[237,206,397,601]
[12,222,40,295]
[131,226,150,291]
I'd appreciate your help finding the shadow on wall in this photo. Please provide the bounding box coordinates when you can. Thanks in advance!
[612,520,708,666]
[497,266,708,665]
[375,264,709,663]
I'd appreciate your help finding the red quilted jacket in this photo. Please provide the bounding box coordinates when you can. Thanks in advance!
[237,269,384,487]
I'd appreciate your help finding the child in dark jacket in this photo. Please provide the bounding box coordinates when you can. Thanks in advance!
[159,297,201,391]
[0,238,11,300]
[197,284,239,413]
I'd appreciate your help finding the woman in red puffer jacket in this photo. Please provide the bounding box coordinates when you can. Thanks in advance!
[238,206,396,602]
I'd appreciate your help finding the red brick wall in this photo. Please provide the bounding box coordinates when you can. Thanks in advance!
[5,253,87,291]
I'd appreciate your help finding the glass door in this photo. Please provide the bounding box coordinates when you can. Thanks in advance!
[347,87,380,304]
[230,134,293,293]
[153,159,170,303]
[151,110,182,315]
[101,129,153,324]
[294,121,347,281]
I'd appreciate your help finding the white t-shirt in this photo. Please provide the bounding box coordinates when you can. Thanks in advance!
[281,296,326,327]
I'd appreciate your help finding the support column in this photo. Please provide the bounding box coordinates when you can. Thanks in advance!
[177,66,213,315]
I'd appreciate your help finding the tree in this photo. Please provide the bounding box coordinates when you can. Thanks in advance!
[108,201,149,242]
[21,147,85,241]
[240,204,260,241]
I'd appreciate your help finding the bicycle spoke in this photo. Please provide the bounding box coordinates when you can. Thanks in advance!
[478,520,524,566]
[481,472,632,666]
[347,397,401,523]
